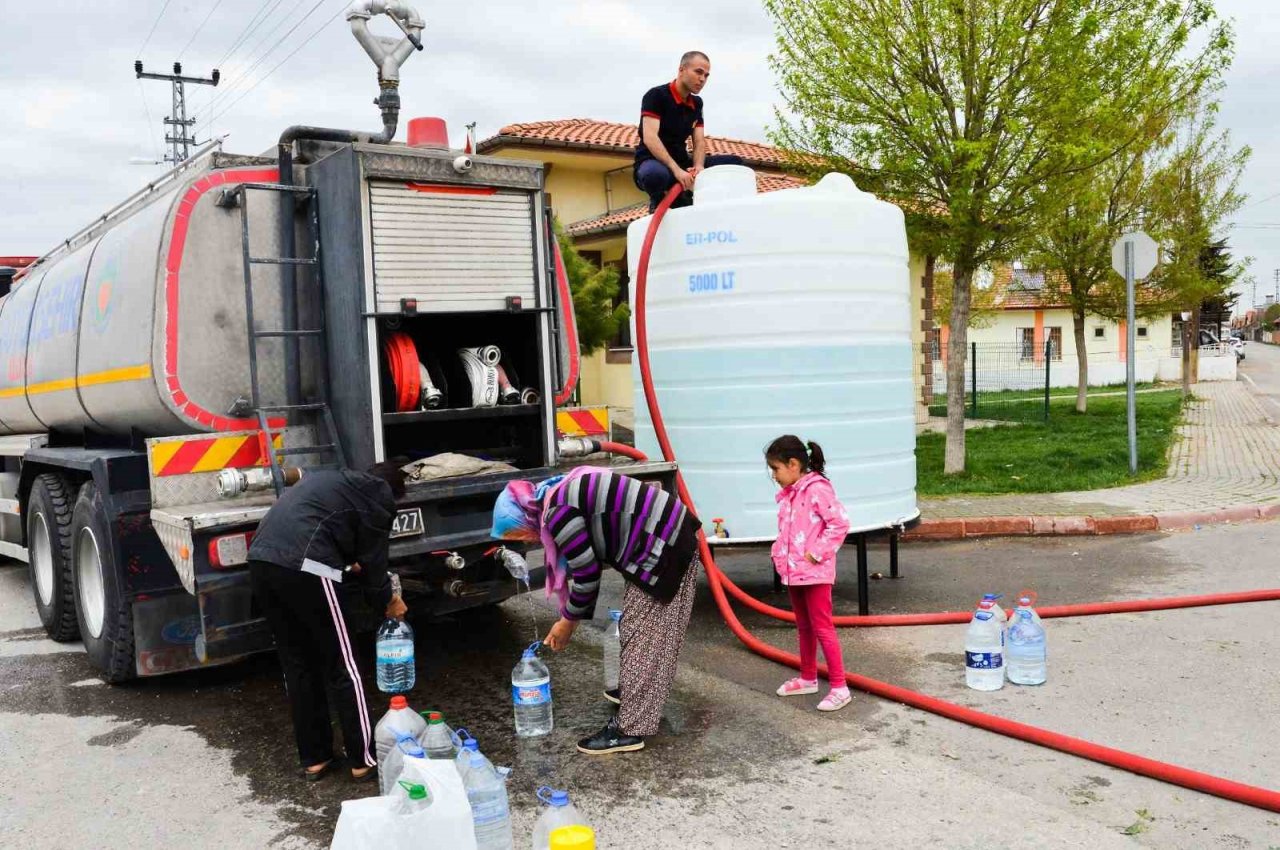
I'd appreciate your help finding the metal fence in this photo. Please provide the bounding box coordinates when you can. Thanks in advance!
[930,341,1060,423]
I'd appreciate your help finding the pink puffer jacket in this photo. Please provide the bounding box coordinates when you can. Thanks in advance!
[771,472,851,586]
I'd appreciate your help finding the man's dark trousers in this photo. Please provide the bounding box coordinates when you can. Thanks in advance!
[635,155,744,211]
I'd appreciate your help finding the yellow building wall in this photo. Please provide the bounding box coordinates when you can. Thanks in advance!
[575,238,635,409]
[965,310,1174,361]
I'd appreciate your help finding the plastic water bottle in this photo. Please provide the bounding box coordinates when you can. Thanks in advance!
[602,610,622,692]
[393,779,432,816]
[965,610,1005,691]
[532,787,588,850]
[420,711,456,759]
[513,641,554,737]
[1007,608,1047,685]
[980,594,1006,644]
[454,733,492,783]
[375,695,427,777]
[376,617,416,693]
[549,826,596,849]
[1014,594,1043,626]
[464,750,514,850]
[380,731,426,795]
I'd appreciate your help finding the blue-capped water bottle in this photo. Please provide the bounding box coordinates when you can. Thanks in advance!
[513,641,553,737]
[376,573,415,693]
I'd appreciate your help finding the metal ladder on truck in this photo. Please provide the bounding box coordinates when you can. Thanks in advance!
[234,182,346,495]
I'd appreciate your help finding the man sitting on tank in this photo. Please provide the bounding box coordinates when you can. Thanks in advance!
[633,51,743,212]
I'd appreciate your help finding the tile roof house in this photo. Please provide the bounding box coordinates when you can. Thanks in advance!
[477,119,930,423]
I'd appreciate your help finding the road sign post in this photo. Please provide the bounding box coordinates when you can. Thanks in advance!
[1112,231,1159,476]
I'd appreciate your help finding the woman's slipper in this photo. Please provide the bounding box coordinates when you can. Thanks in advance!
[300,760,334,782]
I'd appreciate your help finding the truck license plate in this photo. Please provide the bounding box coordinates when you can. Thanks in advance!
[391,508,425,539]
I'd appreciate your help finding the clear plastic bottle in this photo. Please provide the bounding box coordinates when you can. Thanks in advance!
[1014,594,1043,626]
[464,750,514,850]
[375,695,427,778]
[393,779,432,816]
[980,594,1006,644]
[965,610,1005,691]
[602,610,622,693]
[376,617,416,693]
[532,787,588,850]
[419,710,456,759]
[454,734,491,784]
[380,731,426,796]
[512,642,553,737]
[1006,607,1047,685]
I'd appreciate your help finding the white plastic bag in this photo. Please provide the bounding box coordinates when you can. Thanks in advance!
[330,759,477,850]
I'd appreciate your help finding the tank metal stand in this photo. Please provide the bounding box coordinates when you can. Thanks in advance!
[852,530,903,615]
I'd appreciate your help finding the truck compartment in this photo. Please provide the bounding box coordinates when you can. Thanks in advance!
[377,311,550,470]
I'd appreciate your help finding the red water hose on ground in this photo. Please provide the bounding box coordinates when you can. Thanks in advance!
[383,332,421,412]
[633,183,1280,813]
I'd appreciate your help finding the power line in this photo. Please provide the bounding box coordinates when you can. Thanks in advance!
[199,0,343,134]
[136,78,162,162]
[137,0,177,59]
[203,0,318,117]
[1238,189,1280,211]
[201,1,347,134]
[215,0,289,68]
[178,0,228,61]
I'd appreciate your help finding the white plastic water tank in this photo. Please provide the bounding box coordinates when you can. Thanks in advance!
[628,165,918,541]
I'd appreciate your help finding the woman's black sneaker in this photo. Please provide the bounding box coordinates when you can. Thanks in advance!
[603,688,621,705]
[576,718,644,755]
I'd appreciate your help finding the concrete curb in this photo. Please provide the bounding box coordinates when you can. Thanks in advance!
[904,503,1280,541]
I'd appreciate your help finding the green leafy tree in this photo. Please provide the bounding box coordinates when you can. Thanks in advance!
[1145,99,1249,395]
[553,219,629,356]
[766,0,1231,473]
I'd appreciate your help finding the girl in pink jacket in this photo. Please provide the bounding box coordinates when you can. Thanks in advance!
[766,435,852,711]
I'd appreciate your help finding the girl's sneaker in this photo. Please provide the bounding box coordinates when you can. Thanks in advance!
[817,687,852,712]
[776,677,819,697]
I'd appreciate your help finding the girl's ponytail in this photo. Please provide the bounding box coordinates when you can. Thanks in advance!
[805,441,826,476]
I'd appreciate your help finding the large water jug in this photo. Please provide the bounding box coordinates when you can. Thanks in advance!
[380,732,426,796]
[463,750,514,850]
[532,788,589,850]
[513,642,553,737]
[980,594,1006,645]
[1007,608,1047,685]
[376,696,427,777]
[965,610,1005,691]
[420,711,456,759]
[629,166,918,541]
[602,609,622,693]
[453,734,492,784]
[1014,593,1044,626]
[549,826,596,849]
[376,617,416,693]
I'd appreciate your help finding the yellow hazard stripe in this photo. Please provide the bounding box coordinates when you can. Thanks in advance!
[191,436,248,473]
[149,440,185,473]
[0,364,152,399]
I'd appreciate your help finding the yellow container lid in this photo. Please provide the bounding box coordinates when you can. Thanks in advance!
[549,824,596,849]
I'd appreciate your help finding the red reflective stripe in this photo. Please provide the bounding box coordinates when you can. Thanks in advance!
[224,436,265,469]
[641,111,660,119]
[161,438,217,475]
[164,167,279,432]
[405,182,497,196]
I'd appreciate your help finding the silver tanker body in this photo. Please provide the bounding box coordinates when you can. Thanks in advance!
[0,155,308,437]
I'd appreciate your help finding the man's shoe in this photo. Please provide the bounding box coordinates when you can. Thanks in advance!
[603,687,621,705]
[577,718,644,755]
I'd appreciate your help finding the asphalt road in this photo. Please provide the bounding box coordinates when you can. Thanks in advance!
[3,522,1280,848]
[1238,339,1280,421]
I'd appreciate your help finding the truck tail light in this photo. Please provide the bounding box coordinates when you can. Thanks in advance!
[209,532,254,569]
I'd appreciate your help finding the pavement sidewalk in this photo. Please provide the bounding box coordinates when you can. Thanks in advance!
[912,380,1280,539]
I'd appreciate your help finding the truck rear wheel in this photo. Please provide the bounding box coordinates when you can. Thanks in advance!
[71,482,135,682]
[26,473,80,642]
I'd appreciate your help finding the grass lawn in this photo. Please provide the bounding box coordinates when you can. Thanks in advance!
[928,381,1166,416]
[917,390,1185,496]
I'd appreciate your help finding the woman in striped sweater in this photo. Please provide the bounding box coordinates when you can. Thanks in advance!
[492,467,701,755]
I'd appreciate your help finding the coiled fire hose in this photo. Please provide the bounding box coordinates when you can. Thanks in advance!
[630,182,1280,813]
[383,332,422,412]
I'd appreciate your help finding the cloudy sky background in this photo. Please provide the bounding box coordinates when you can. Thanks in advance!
[2,0,1275,314]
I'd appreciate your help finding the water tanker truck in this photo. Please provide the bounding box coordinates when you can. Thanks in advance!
[0,1,672,681]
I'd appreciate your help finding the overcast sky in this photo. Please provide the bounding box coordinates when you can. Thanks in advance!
[2,0,1275,313]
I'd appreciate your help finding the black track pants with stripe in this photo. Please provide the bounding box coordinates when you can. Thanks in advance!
[249,561,376,769]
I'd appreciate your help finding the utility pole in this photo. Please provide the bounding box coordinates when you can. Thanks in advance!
[1274,268,1279,305]
[135,61,220,164]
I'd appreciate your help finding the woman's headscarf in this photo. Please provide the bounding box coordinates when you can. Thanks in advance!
[491,467,599,604]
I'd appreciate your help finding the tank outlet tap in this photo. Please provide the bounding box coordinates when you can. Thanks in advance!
[216,466,302,498]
